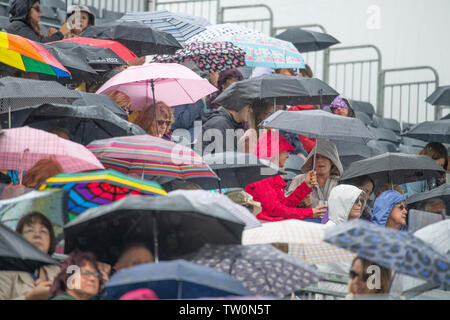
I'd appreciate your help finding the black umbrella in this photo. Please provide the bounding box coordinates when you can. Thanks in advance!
[425,86,450,106]
[0,223,59,272]
[402,119,450,144]
[0,77,81,128]
[334,140,379,170]
[72,91,127,120]
[212,74,339,111]
[80,21,182,57]
[340,153,446,186]
[192,152,285,189]
[275,28,340,52]
[407,184,450,212]
[1,103,145,145]
[63,192,249,265]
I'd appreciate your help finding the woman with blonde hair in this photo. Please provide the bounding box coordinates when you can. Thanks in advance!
[132,102,174,139]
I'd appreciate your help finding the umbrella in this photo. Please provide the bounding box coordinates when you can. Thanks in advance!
[425,86,450,106]
[0,126,104,175]
[96,63,218,112]
[51,37,138,63]
[119,10,207,43]
[63,192,248,264]
[187,23,263,43]
[187,244,321,298]
[0,76,81,128]
[0,17,9,31]
[5,103,145,145]
[72,91,128,120]
[213,74,339,110]
[193,152,285,189]
[275,28,340,52]
[402,119,450,144]
[0,223,59,272]
[104,260,250,300]
[153,41,246,72]
[324,219,450,289]
[339,153,446,186]
[86,135,218,184]
[406,184,450,211]
[334,140,379,170]
[80,21,182,57]
[39,170,167,222]
[407,209,445,234]
[0,31,70,77]
[173,11,212,27]
[0,190,68,241]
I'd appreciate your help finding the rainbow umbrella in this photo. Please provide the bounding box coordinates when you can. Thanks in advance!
[0,32,70,77]
[86,135,218,184]
[39,170,167,222]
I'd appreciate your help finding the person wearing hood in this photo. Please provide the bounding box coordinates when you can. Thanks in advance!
[287,139,344,209]
[325,184,366,227]
[206,68,243,110]
[65,5,96,38]
[326,95,355,118]
[244,131,327,222]
[7,0,71,42]
[371,190,408,231]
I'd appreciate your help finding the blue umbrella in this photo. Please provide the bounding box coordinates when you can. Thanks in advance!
[104,260,251,299]
[324,219,450,289]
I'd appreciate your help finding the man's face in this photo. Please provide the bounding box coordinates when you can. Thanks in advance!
[426,200,446,215]
[115,246,154,271]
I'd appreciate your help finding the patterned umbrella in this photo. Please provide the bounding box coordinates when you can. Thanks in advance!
[187,23,263,43]
[0,31,70,77]
[152,41,246,72]
[188,244,321,298]
[39,170,167,222]
[86,135,218,184]
[324,219,450,289]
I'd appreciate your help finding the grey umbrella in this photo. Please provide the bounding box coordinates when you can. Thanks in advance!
[187,243,321,298]
[0,77,81,128]
[334,140,379,170]
[0,223,59,272]
[64,190,259,265]
[324,219,450,290]
[425,86,450,106]
[402,119,450,144]
[406,184,450,213]
[275,28,340,52]
[72,92,127,120]
[213,74,339,111]
[340,153,446,186]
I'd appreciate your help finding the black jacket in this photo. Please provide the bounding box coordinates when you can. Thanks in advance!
[200,107,244,155]
[7,0,63,43]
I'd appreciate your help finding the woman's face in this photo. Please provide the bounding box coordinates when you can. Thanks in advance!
[29,2,41,23]
[76,262,100,299]
[69,12,90,31]
[314,154,332,177]
[349,259,375,296]
[22,221,50,254]
[332,107,349,117]
[387,201,408,228]
[152,118,171,138]
[348,195,363,220]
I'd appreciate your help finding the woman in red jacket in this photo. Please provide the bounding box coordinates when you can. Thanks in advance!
[244,131,327,222]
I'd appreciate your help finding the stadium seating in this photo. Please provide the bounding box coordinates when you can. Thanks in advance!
[348,99,376,118]
[354,111,372,126]
[367,140,398,153]
[371,114,401,133]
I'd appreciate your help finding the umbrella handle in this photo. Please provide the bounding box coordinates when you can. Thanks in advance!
[152,213,159,263]
[312,138,318,171]
[150,79,159,138]
[8,106,11,129]
[18,148,30,185]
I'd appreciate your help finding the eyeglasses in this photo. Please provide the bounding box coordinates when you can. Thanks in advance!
[395,204,407,211]
[157,120,171,126]
[80,270,101,280]
[31,5,41,12]
[349,269,370,282]
[23,228,49,236]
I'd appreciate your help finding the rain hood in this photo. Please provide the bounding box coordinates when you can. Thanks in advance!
[326,184,363,227]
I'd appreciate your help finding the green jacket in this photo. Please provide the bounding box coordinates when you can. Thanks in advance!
[49,292,76,300]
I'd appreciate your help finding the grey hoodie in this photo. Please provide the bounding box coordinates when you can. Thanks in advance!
[325,184,363,227]
[287,139,344,208]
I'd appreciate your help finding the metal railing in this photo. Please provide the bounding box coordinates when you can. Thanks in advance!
[67,0,149,17]
[379,66,440,123]
[219,4,273,35]
[155,0,220,24]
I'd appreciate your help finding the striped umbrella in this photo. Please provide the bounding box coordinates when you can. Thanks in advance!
[119,10,206,43]
[39,170,167,222]
[0,31,70,77]
[86,135,218,184]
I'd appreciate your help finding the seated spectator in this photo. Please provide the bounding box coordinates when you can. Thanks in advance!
[171,99,206,142]
[343,175,375,221]
[104,90,132,116]
[325,184,366,227]
[0,212,59,300]
[372,190,407,230]
[114,243,154,272]
[417,197,446,216]
[65,5,95,38]
[49,250,102,300]
[207,69,243,109]
[325,95,355,117]
[132,102,174,139]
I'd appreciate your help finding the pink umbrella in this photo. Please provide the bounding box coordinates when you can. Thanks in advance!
[0,127,104,177]
[96,63,218,111]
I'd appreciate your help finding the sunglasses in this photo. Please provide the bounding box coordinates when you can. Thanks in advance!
[31,5,41,12]
[157,120,171,126]
[349,269,370,282]
[395,204,407,211]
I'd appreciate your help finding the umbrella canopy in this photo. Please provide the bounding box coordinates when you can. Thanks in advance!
[187,244,321,298]
[39,170,167,222]
[153,41,246,72]
[86,135,217,184]
[334,140,379,169]
[72,92,127,120]
[7,103,145,145]
[63,192,248,264]
[261,110,375,144]
[402,119,450,144]
[80,21,182,57]
[324,219,450,289]
[425,86,450,106]
[407,209,445,234]
[104,260,250,300]
[194,152,285,189]
[213,74,339,110]
[119,10,207,43]
[0,126,104,173]
[96,63,218,111]
[0,31,70,77]
[275,28,340,52]
[0,223,59,272]
[339,153,446,186]
[187,23,263,43]
[406,184,450,210]
[51,37,137,63]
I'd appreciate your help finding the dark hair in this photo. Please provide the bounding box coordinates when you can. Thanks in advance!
[163,180,202,192]
[49,250,102,298]
[248,99,273,139]
[349,256,392,294]
[16,211,56,255]
[132,101,174,137]
[299,64,313,78]
[344,175,375,193]
[50,127,71,139]
[419,142,448,165]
